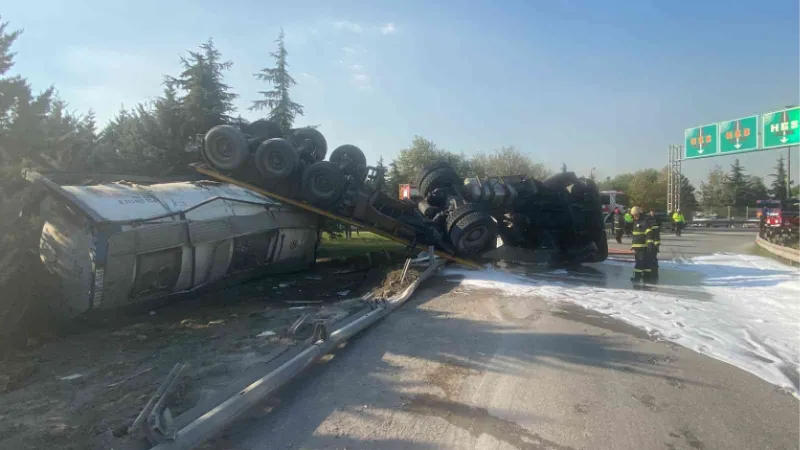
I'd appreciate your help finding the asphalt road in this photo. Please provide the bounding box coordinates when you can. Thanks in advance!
[609,226,760,259]
[208,229,797,450]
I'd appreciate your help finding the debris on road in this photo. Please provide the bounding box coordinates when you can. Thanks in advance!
[0,255,410,450]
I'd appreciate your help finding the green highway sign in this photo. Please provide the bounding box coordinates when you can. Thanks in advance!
[719,115,758,154]
[762,107,799,149]
[684,124,719,159]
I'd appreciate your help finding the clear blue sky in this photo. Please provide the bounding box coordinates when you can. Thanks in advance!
[5,0,799,186]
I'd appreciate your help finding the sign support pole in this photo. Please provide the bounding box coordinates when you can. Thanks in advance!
[787,147,792,198]
[667,144,682,213]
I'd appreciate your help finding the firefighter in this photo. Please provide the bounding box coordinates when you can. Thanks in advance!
[624,210,634,237]
[648,208,661,279]
[630,206,655,282]
[613,208,624,243]
[672,209,685,237]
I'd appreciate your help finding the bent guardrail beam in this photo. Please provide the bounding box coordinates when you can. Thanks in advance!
[755,235,800,264]
[150,257,448,450]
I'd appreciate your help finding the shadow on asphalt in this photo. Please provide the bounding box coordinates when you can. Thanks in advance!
[211,276,725,450]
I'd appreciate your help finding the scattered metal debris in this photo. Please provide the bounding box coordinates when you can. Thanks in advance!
[107,367,154,388]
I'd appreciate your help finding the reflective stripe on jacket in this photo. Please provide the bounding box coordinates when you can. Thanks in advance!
[649,215,661,245]
[631,217,654,249]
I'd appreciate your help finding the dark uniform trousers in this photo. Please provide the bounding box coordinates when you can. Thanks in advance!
[649,217,661,278]
[631,218,655,281]
[614,214,625,243]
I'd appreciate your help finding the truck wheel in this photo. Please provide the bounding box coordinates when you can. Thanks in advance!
[302,161,345,208]
[203,125,249,171]
[246,119,282,140]
[420,166,461,198]
[330,144,367,168]
[543,172,579,190]
[290,128,328,161]
[449,211,497,256]
[255,138,299,180]
[416,161,455,188]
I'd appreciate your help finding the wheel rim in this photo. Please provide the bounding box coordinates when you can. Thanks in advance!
[313,173,333,196]
[212,137,234,161]
[459,224,490,253]
[268,151,285,171]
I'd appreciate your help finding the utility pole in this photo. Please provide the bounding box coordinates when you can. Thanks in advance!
[788,146,792,198]
[667,144,683,213]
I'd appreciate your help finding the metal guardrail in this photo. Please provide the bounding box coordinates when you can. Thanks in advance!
[755,235,800,263]
[689,218,759,227]
[149,255,449,450]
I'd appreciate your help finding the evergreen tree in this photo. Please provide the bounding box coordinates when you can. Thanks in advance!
[375,155,389,194]
[725,158,748,206]
[744,176,769,204]
[168,39,237,142]
[679,173,699,215]
[770,155,788,202]
[81,108,97,140]
[387,161,402,198]
[700,165,728,211]
[0,17,60,172]
[561,162,568,173]
[250,29,304,134]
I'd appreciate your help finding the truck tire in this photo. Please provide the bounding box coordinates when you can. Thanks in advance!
[203,125,249,171]
[302,161,345,208]
[330,144,367,168]
[254,138,299,181]
[246,119,282,140]
[543,171,579,190]
[419,166,460,198]
[330,145,368,183]
[290,128,328,161]
[449,211,498,256]
[416,161,455,189]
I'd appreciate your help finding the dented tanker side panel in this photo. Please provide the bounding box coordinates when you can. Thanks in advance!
[39,180,318,316]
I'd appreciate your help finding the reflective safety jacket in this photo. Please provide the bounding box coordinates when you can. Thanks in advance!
[649,215,661,246]
[624,212,634,223]
[672,212,685,223]
[631,217,654,250]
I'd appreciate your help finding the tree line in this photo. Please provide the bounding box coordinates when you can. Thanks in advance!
[0,15,794,218]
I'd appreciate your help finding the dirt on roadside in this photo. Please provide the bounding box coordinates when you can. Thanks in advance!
[0,253,426,450]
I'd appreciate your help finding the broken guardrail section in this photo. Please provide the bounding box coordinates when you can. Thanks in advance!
[147,251,447,450]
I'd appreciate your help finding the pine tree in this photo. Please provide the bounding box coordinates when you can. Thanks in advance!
[561,162,568,173]
[0,17,57,171]
[82,108,97,140]
[374,155,389,193]
[725,158,748,206]
[770,155,788,202]
[168,39,237,141]
[250,29,304,134]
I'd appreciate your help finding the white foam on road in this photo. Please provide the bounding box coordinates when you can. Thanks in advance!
[442,254,800,394]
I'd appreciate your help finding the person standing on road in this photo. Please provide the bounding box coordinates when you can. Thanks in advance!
[613,208,625,243]
[630,206,655,282]
[648,208,661,279]
[672,209,685,237]
[624,210,634,237]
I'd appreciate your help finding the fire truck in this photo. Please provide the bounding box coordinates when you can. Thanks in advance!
[398,184,420,200]
[599,190,628,223]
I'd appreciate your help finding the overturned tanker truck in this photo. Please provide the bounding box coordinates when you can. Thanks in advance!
[193,121,609,266]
